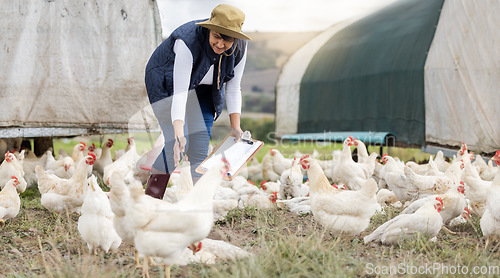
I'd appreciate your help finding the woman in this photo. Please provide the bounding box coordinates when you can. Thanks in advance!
[144,4,250,199]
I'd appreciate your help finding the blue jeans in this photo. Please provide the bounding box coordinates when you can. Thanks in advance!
[150,88,215,179]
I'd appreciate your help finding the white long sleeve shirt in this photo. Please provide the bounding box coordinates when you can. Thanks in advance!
[171,39,247,123]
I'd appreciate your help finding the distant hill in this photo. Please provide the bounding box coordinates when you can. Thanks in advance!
[240,32,319,113]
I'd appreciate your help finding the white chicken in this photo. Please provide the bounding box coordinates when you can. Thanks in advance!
[480,155,500,249]
[276,196,311,215]
[19,149,52,188]
[400,182,467,224]
[212,199,238,221]
[300,154,379,236]
[163,163,193,203]
[172,238,252,266]
[364,197,443,245]
[93,138,114,179]
[269,148,294,176]
[108,171,146,266]
[353,139,370,163]
[473,154,489,175]
[78,175,122,253]
[405,157,442,176]
[0,151,27,193]
[434,150,451,173]
[128,159,229,278]
[103,137,140,187]
[378,154,407,199]
[71,142,88,163]
[261,153,280,182]
[478,151,500,181]
[403,159,464,200]
[279,158,306,200]
[239,157,263,181]
[0,176,21,227]
[331,136,374,190]
[461,162,491,216]
[36,153,96,213]
[46,155,75,179]
[237,186,277,210]
[260,180,281,195]
[455,142,474,163]
[376,188,399,207]
[221,175,254,192]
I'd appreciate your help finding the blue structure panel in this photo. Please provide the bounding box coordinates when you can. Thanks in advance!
[281,131,395,145]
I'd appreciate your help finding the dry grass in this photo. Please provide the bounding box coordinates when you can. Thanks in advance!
[2,188,500,277]
[2,139,498,277]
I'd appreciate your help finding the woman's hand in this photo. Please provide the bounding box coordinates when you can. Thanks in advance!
[231,126,244,142]
[173,136,187,167]
[173,120,187,167]
[229,113,243,142]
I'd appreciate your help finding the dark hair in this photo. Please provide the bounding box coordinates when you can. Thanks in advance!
[221,33,235,42]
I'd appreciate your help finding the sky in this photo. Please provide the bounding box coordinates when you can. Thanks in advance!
[156,0,397,36]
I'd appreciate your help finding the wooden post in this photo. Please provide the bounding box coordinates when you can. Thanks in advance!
[34,137,54,157]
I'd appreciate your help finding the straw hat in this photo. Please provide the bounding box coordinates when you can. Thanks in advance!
[196,4,251,40]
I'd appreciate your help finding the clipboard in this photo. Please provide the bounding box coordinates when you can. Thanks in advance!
[196,131,264,180]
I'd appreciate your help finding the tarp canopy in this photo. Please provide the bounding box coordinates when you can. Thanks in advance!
[0,0,162,138]
[275,0,500,153]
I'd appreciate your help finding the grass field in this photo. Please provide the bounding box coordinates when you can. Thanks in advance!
[55,132,431,164]
[2,135,498,277]
[2,193,499,277]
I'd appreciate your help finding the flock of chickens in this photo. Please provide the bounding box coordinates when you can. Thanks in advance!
[0,135,499,276]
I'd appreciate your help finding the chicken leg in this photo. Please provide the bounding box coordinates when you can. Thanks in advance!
[142,255,150,278]
[485,236,491,250]
[165,264,171,278]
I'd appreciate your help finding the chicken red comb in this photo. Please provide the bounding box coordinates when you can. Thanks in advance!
[4,151,13,162]
[108,139,114,144]
[80,142,86,147]
[435,197,443,205]
[269,192,278,203]
[300,154,310,161]
[261,180,267,186]
[88,152,97,161]
[188,242,202,253]
[248,180,255,185]
[11,176,19,186]
[460,181,465,186]
[493,150,500,165]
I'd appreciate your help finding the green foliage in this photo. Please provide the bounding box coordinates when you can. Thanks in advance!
[242,92,275,113]
[245,42,281,70]
[240,117,275,144]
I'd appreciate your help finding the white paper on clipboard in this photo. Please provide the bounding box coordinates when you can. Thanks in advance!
[198,134,263,178]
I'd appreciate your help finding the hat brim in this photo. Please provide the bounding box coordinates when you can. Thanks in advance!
[196,21,251,40]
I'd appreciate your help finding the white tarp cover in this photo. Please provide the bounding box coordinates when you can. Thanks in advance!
[424,0,500,153]
[0,0,161,137]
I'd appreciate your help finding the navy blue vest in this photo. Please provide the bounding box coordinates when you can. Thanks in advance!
[145,19,247,120]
